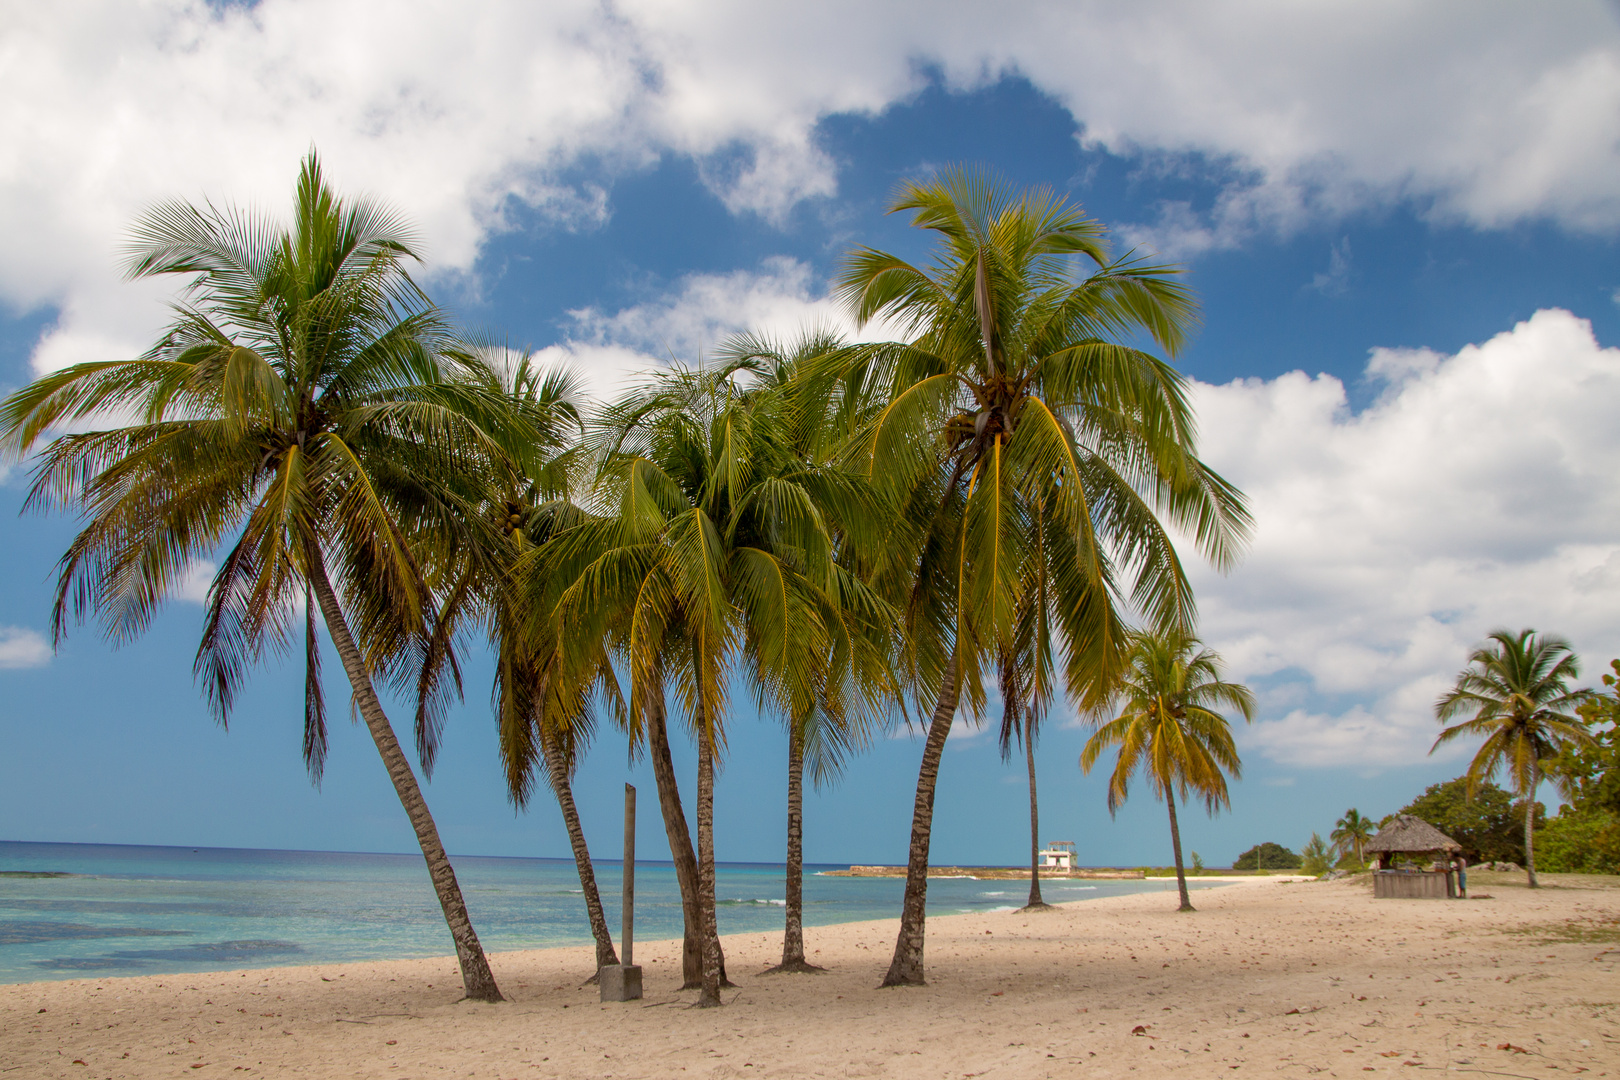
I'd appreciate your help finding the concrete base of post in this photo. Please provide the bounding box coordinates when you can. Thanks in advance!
[598,964,643,1002]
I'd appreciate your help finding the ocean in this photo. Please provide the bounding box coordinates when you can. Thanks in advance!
[0,841,1220,984]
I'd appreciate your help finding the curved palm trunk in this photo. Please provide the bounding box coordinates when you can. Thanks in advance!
[1023,730,1050,910]
[646,698,729,989]
[1165,786,1194,912]
[1524,761,1539,889]
[307,555,502,1002]
[881,656,961,988]
[695,724,724,1007]
[540,732,619,975]
[768,725,823,972]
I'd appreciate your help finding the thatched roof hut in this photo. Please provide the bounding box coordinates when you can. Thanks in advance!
[1366,815,1462,859]
[1366,815,1467,898]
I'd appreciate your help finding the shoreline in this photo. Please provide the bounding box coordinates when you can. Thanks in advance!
[4,872,1614,1079]
[821,865,1310,881]
[0,854,1236,986]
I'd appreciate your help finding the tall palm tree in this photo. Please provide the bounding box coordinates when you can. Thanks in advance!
[551,361,870,1005]
[828,170,1250,984]
[0,154,526,1000]
[1081,629,1254,912]
[1433,628,1594,887]
[1330,808,1374,865]
[720,329,893,973]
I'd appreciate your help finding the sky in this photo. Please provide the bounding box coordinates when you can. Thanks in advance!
[3,0,1620,870]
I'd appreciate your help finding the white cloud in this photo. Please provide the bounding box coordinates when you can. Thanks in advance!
[6,2,1620,373]
[1186,309,1620,767]
[0,627,51,669]
[543,257,904,402]
[175,562,216,605]
[566,257,844,361]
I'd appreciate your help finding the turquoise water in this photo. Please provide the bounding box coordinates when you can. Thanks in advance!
[0,841,1220,983]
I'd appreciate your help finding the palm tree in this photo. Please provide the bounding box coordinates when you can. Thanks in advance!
[828,170,1250,984]
[1433,628,1594,887]
[1330,808,1374,866]
[552,360,871,1005]
[422,351,626,977]
[719,330,892,973]
[0,154,526,1000]
[1081,629,1254,911]
[998,499,1059,911]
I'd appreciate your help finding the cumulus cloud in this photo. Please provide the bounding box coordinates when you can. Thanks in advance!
[0,627,51,669]
[566,257,843,360]
[6,1,1620,372]
[1185,309,1620,767]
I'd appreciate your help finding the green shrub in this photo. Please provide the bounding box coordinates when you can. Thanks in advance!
[1537,809,1620,874]
[1233,842,1302,870]
[1300,833,1333,876]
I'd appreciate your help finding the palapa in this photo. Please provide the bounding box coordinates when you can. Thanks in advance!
[1365,814,1462,855]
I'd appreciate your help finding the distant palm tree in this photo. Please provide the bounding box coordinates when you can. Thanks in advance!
[0,154,527,1000]
[1081,629,1254,911]
[1330,808,1374,865]
[998,507,1059,911]
[1433,628,1593,887]
[829,170,1250,985]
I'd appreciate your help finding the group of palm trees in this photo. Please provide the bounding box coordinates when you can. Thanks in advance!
[0,153,1259,1004]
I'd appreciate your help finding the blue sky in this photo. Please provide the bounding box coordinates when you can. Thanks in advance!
[4,3,1620,870]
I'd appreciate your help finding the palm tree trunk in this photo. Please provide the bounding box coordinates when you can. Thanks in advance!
[306,553,502,1002]
[645,696,728,989]
[768,724,822,972]
[1023,728,1049,910]
[1524,761,1539,889]
[1165,786,1194,912]
[881,655,960,988]
[540,731,618,975]
[695,720,723,1007]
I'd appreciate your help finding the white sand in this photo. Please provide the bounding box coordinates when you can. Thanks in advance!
[4,874,1616,1078]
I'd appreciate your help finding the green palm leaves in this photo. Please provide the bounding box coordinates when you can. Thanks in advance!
[1082,629,1254,910]
[1432,628,1594,886]
[1331,808,1375,865]
[835,172,1247,685]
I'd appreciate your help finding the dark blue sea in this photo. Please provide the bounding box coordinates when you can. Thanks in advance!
[0,841,1220,984]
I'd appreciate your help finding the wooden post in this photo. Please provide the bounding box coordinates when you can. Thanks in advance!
[622,783,635,967]
[599,784,643,1002]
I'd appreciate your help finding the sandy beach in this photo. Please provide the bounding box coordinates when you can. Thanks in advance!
[3,872,1616,1079]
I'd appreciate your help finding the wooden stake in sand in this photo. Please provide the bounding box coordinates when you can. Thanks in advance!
[600,784,643,1001]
